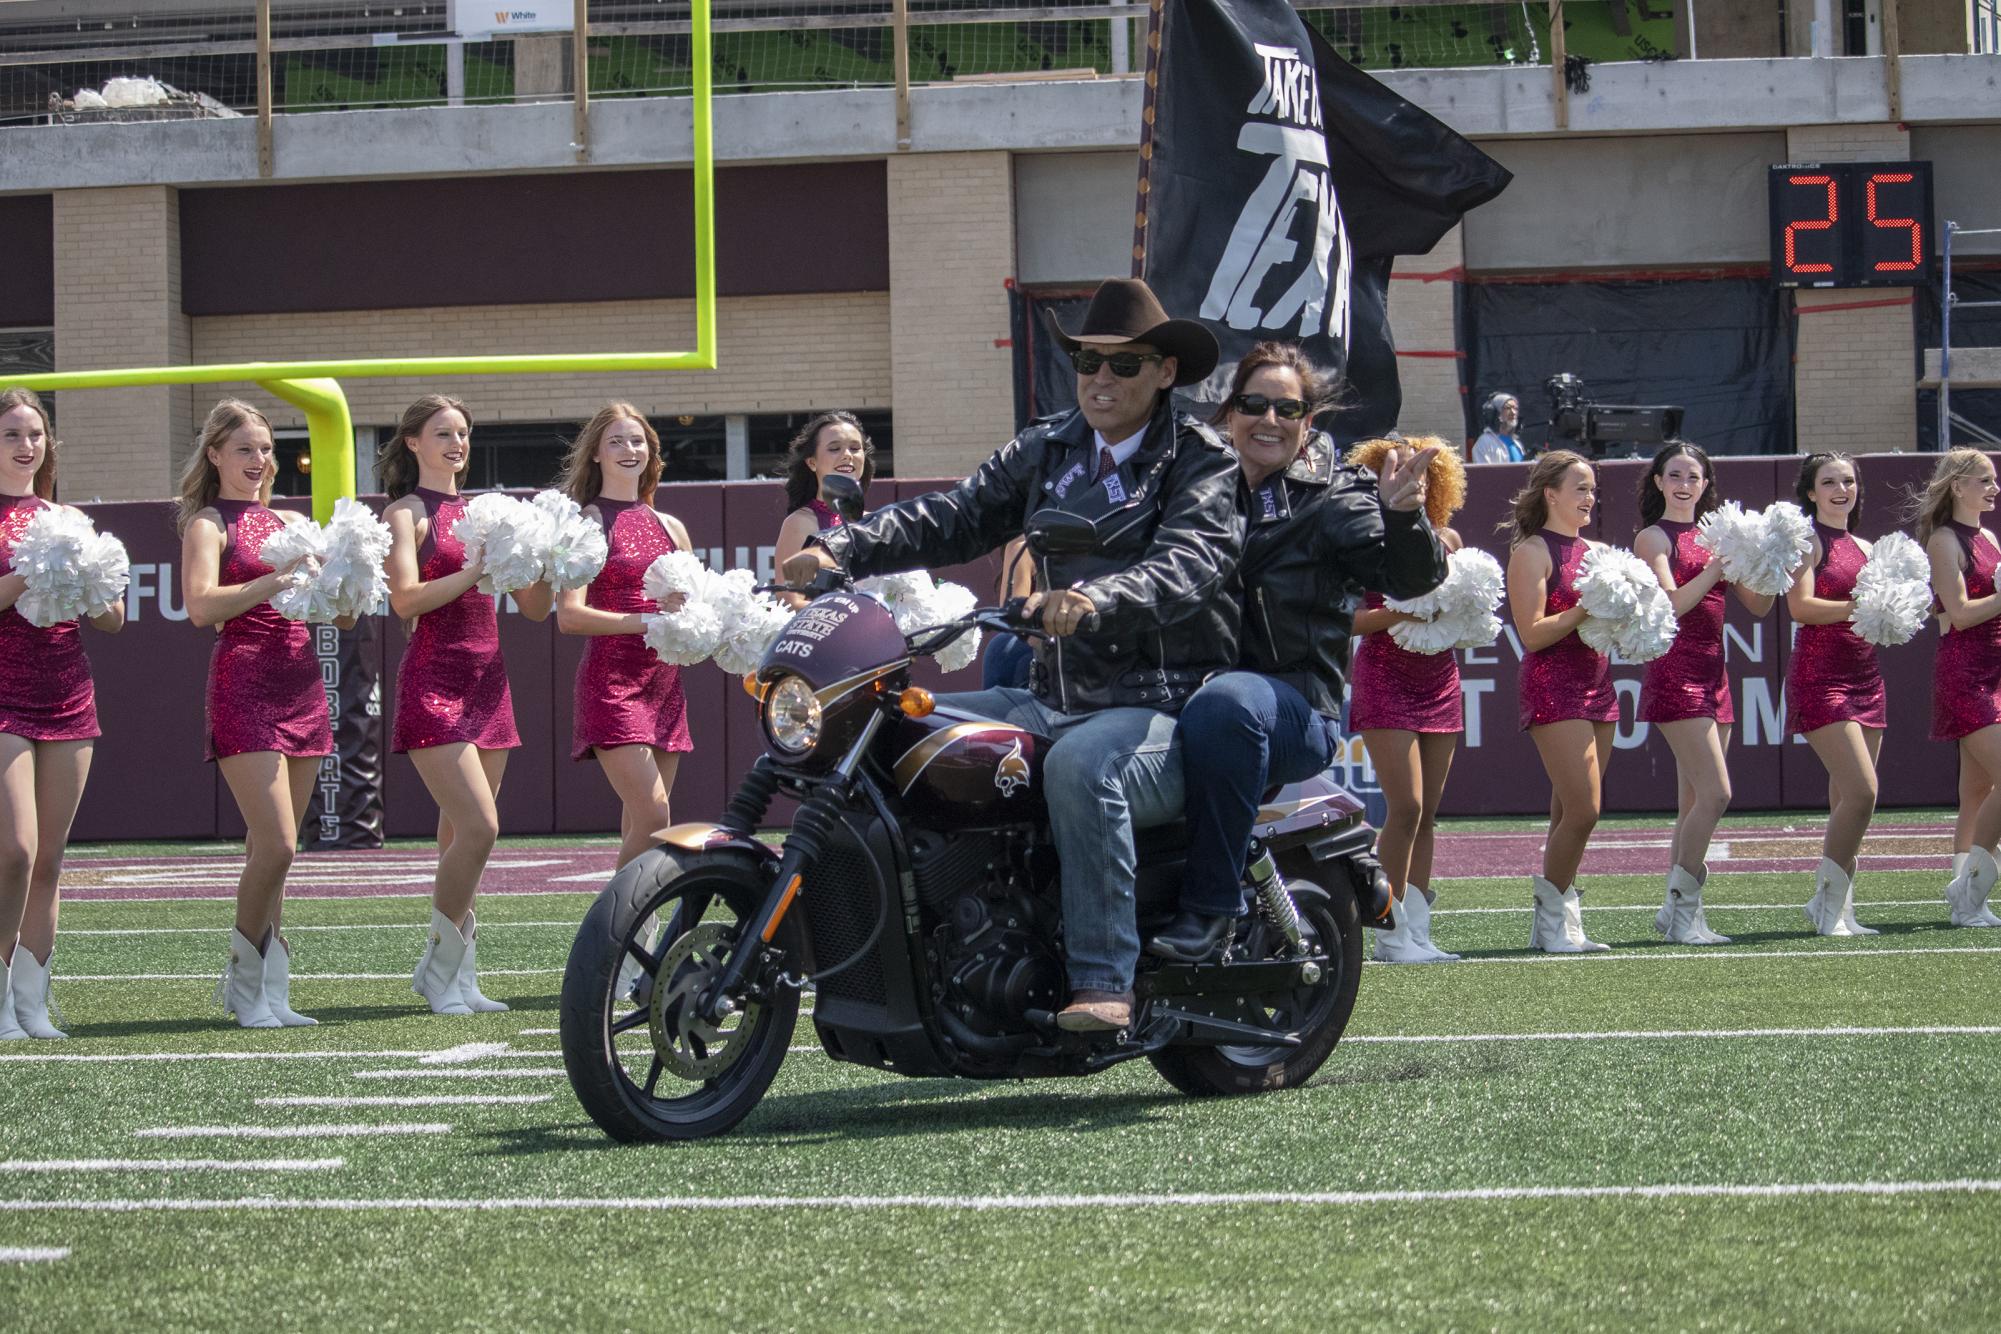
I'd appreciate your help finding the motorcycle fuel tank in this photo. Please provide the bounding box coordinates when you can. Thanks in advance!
[889,705,1045,827]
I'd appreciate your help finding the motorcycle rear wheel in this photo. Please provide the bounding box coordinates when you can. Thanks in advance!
[1148,876,1361,1097]
[560,846,800,1142]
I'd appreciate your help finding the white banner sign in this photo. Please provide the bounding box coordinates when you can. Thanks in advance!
[453,3,574,40]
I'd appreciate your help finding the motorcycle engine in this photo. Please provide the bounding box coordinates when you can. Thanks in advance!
[934,885,1066,1034]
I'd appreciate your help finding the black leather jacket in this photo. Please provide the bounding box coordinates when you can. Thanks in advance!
[812,399,1245,715]
[1237,433,1449,717]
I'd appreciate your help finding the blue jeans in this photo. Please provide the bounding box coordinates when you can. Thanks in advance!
[1175,672,1339,918]
[935,688,1181,994]
[980,632,1035,690]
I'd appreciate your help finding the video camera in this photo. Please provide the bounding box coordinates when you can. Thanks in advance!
[1543,373,1684,460]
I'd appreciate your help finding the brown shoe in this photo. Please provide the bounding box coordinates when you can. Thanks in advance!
[1056,989,1134,1032]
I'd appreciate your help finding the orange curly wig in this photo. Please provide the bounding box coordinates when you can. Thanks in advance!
[1344,435,1466,530]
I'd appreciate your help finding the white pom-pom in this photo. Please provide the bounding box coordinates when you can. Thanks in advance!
[451,494,548,596]
[711,594,793,676]
[529,489,607,592]
[1700,502,1815,597]
[1386,549,1505,654]
[10,507,133,626]
[643,601,723,665]
[259,517,330,622]
[1848,531,1932,647]
[1576,545,1678,664]
[315,498,391,619]
[642,550,708,609]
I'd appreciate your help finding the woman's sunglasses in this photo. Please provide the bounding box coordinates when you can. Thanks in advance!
[1068,349,1164,378]
[1230,393,1311,421]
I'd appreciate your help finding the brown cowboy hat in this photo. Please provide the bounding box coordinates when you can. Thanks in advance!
[1043,277,1220,388]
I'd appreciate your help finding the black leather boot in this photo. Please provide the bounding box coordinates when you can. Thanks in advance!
[1145,911,1235,962]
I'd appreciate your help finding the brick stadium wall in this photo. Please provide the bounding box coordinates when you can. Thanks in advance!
[66,452,1959,842]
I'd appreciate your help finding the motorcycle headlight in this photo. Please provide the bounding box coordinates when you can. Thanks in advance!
[763,674,822,756]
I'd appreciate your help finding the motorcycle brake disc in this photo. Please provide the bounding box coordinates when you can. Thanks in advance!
[648,920,763,1081]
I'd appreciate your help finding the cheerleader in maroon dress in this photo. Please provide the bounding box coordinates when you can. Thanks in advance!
[0,389,123,1040]
[1634,442,1777,945]
[773,411,874,610]
[555,404,696,869]
[1347,436,1468,964]
[1504,450,1615,953]
[178,400,337,1028]
[1785,452,1885,937]
[381,396,553,1014]
[1917,449,2001,928]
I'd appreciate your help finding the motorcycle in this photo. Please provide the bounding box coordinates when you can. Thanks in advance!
[559,478,1395,1142]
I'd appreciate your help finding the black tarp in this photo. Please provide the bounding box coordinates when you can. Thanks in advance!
[1917,266,2001,451]
[1461,276,1795,455]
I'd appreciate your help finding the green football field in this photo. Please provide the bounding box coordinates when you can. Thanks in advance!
[3,822,1998,1331]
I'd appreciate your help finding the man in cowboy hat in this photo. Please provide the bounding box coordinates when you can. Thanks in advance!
[784,276,1243,1033]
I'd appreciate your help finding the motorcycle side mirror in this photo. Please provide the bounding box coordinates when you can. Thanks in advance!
[820,473,866,525]
[1023,508,1101,558]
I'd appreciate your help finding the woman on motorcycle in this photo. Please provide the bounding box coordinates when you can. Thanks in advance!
[1145,342,1446,963]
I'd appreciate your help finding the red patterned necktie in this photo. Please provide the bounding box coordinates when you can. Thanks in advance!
[1093,447,1117,483]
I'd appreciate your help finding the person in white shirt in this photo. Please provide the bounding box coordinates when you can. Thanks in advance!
[1471,392,1527,463]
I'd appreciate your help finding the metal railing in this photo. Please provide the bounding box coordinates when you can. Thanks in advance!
[0,3,1582,135]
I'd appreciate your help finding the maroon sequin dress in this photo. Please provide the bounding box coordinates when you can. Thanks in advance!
[571,499,692,760]
[1931,520,2001,741]
[204,500,331,761]
[806,499,844,532]
[1639,520,1733,725]
[392,488,520,754]
[1786,522,1886,735]
[1348,591,1462,733]
[1518,530,1619,730]
[0,494,99,742]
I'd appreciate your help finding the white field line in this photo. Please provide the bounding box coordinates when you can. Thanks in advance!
[419,1043,514,1065]
[134,1124,451,1140]
[1365,946,2001,965]
[5,1179,2001,1214]
[53,969,563,982]
[257,1096,553,1108]
[1430,898,1956,915]
[1344,1025,2001,1044]
[0,1247,69,1262]
[517,1028,558,1036]
[62,891,591,904]
[86,859,574,882]
[351,1068,564,1080]
[57,922,579,937]
[0,1050,471,1065]
[0,1159,342,1174]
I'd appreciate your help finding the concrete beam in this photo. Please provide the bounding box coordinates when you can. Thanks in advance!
[0,56,1995,195]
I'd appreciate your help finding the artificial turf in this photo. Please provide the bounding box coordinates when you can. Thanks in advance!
[2,848,1997,1331]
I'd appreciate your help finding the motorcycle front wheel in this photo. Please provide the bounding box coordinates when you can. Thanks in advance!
[560,846,800,1142]
[1148,875,1362,1097]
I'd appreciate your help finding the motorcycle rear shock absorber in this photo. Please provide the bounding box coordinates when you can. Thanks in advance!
[1245,839,1306,953]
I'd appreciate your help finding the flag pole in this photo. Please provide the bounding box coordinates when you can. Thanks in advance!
[1131,0,1167,278]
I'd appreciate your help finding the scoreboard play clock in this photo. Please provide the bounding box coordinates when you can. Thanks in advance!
[1768,161,1935,288]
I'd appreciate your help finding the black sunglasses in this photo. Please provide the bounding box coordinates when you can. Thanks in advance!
[1230,393,1311,421]
[1069,349,1164,378]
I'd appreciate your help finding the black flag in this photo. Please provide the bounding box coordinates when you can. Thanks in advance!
[1136,0,1511,441]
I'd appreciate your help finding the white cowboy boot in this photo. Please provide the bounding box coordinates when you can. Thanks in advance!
[8,948,67,1039]
[454,911,509,1012]
[1371,890,1421,962]
[1530,876,1609,953]
[413,910,474,1015]
[1948,846,2001,929]
[1805,858,1877,937]
[260,935,317,1027]
[1401,885,1461,962]
[1657,864,1730,945]
[0,954,31,1040]
[216,928,281,1028]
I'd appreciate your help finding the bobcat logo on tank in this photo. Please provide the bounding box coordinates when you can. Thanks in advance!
[994,738,1031,797]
